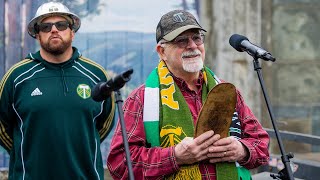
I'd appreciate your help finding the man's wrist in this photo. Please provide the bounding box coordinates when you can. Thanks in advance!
[174,144,183,165]
[238,143,250,163]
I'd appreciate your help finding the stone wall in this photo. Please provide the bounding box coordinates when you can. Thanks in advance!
[200,0,320,154]
[270,0,320,152]
[200,0,263,123]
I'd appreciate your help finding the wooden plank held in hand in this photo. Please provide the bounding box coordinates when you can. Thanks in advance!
[194,83,237,138]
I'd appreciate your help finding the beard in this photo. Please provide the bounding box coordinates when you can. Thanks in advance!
[181,50,204,72]
[39,34,72,55]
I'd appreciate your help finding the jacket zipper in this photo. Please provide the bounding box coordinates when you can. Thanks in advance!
[60,67,69,96]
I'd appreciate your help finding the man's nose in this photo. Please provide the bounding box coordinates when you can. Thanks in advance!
[50,24,59,32]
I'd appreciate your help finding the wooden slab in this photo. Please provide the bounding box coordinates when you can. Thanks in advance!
[194,83,237,138]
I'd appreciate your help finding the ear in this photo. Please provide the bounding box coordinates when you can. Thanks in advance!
[71,30,75,41]
[156,44,167,60]
[35,34,40,41]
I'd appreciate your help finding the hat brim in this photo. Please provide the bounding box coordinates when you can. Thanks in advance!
[163,25,206,41]
[27,12,81,38]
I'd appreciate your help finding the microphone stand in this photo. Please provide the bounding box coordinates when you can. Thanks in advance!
[114,89,135,180]
[252,56,294,180]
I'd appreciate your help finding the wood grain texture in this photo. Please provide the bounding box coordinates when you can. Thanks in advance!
[194,83,236,138]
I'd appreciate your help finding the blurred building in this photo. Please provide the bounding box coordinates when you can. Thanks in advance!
[200,0,320,178]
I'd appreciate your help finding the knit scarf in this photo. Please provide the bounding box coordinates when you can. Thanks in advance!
[143,60,251,180]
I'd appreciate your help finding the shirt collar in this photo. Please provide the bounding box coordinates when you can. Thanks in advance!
[172,71,204,93]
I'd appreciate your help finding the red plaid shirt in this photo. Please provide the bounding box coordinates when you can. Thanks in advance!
[107,75,269,180]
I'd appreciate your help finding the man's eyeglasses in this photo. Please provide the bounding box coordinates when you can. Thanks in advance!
[162,34,205,48]
[37,21,70,33]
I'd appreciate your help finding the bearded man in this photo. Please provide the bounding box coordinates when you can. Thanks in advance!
[0,2,115,179]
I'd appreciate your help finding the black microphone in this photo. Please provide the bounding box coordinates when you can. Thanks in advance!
[229,34,276,62]
[92,68,133,102]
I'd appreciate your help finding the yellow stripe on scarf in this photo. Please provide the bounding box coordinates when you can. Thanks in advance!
[157,61,202,180]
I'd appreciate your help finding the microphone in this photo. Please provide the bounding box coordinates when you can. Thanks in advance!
[91,68,133,102]
[229,34,276,62]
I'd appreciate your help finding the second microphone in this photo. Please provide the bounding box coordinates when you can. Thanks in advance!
[91,68,133,102]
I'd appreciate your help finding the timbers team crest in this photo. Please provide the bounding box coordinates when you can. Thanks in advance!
[77,84,91,99]
[160,125,187,147]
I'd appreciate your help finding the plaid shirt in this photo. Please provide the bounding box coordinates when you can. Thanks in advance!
[107,75,269,180]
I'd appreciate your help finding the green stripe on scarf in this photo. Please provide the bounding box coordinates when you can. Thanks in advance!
[143,60,250,180]
[144,68,161,146]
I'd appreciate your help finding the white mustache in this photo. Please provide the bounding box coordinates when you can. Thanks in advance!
[181,50,201,58]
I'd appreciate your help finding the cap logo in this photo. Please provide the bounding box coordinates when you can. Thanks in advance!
[172,12,187,22]
[49,6,59,12]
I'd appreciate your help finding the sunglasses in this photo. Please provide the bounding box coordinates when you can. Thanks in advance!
[37,21,70,33]
[162,33,205,48]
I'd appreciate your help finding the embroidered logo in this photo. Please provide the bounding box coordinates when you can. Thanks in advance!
[160,125,187,147]
[31,88,43,96]
[172,12,187,22]
[77,84,91,99]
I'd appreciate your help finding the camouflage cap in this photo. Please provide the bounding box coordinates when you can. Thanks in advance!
[156,9,206,43]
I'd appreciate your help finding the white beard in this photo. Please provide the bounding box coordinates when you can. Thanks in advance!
[181,50,204,72]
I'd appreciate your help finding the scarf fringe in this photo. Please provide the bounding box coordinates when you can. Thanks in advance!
[166,165,202,180]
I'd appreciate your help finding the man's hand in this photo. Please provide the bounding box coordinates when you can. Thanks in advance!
[174,130,220,165]
[207,136,249,163]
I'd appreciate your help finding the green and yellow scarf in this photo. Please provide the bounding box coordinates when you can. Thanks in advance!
[143,60,250,180]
